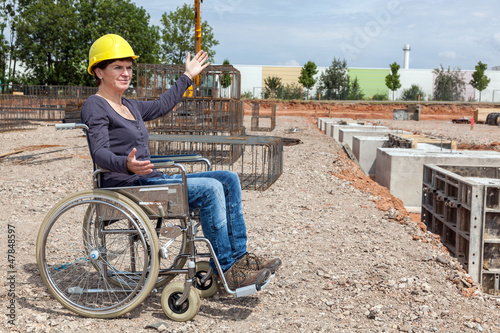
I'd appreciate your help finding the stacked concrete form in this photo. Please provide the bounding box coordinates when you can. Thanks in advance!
[375,148,500,209]
[422,165,500,296]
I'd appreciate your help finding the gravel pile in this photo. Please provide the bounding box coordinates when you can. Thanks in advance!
[0,117,499,333]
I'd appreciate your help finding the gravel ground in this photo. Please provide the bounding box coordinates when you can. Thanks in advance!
[0,116,499,333]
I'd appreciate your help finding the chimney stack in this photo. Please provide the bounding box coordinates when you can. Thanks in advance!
[403,44,411,69]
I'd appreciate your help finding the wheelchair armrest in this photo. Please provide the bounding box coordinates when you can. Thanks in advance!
[151,159,175,168]
[151,154,201,162]
[151,154,211,170]
[55,123,89,131]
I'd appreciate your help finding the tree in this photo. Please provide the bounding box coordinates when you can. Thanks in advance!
[0,0,12,85]
[385,62,401,100]
[13,0,160,86]
[433,65,466,101]
[298,60,317,100]
[264,76,282,99]
[220,58,231,97]
[347,76,365,100]
[221,59,231,88]
[0,0,22,85]
[318,57,349,100]
[470,61,490,102]
[282,82,303,100]
[14,0,78,85]
[401,84,425,101]
[160,3,219,65]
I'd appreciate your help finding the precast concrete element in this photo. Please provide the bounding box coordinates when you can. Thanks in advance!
[421,164,500,296]
[353,136,390,177]
[321,119,336,132]
[317,117,328,129]
[338,127,390,149]
[329,123,368,141]
[375,148,500,209]
[317,118,352,132]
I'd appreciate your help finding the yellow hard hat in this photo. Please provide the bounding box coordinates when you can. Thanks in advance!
[87,34,139,75]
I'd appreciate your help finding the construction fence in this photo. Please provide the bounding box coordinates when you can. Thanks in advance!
[0,84,96,131]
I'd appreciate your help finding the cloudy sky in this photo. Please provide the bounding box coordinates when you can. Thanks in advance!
[132,0,500,70]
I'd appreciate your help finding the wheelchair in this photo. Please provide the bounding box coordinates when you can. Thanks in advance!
[36,123,271,321]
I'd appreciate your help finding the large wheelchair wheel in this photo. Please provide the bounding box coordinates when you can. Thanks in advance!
[36,189,160,318]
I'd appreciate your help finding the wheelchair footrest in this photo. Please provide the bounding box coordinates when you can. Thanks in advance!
[234,277,271,298]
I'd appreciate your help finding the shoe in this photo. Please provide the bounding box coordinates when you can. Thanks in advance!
[235,253,282,274]
[224,265,271,290]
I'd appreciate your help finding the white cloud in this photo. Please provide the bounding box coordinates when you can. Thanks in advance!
[438,51,457,60]
[280,60,301,67]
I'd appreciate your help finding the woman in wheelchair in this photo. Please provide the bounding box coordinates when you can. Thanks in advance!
[81,34,281,290]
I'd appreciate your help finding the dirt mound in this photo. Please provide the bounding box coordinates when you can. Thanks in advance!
[244,99,492,121]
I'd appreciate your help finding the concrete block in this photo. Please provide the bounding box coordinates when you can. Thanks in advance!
[329,123,367,141]
[353,136,390,177]
[375,148,500,209]
[338,126,389,147]
[320,119,336,132]
[318,118,352,133]
[317,117,329,130]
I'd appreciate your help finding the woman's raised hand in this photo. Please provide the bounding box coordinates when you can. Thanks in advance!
[184,50,210,80]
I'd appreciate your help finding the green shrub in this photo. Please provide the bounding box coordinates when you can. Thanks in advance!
[401,84,425,101]
[241,90,253,99]
[372,92,388,101]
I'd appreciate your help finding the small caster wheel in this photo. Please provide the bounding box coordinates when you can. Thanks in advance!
[194,261,218,298]
[161,282,200,322]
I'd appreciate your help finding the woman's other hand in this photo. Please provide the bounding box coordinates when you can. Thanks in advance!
[126,148,154,175]
[184,50,210,80]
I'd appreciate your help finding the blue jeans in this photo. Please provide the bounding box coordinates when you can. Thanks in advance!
[138,170,247,273]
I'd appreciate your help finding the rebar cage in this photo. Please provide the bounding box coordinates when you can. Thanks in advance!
[149,134,283,191]
[137,64,243,135]
[251,102,276,132]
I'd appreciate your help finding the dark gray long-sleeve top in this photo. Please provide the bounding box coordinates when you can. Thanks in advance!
[81,74,191,188]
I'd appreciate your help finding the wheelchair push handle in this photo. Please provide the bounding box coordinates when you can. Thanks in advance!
[55,123,89,131]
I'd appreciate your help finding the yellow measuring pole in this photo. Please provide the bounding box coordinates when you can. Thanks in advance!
[194,0,202,86]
